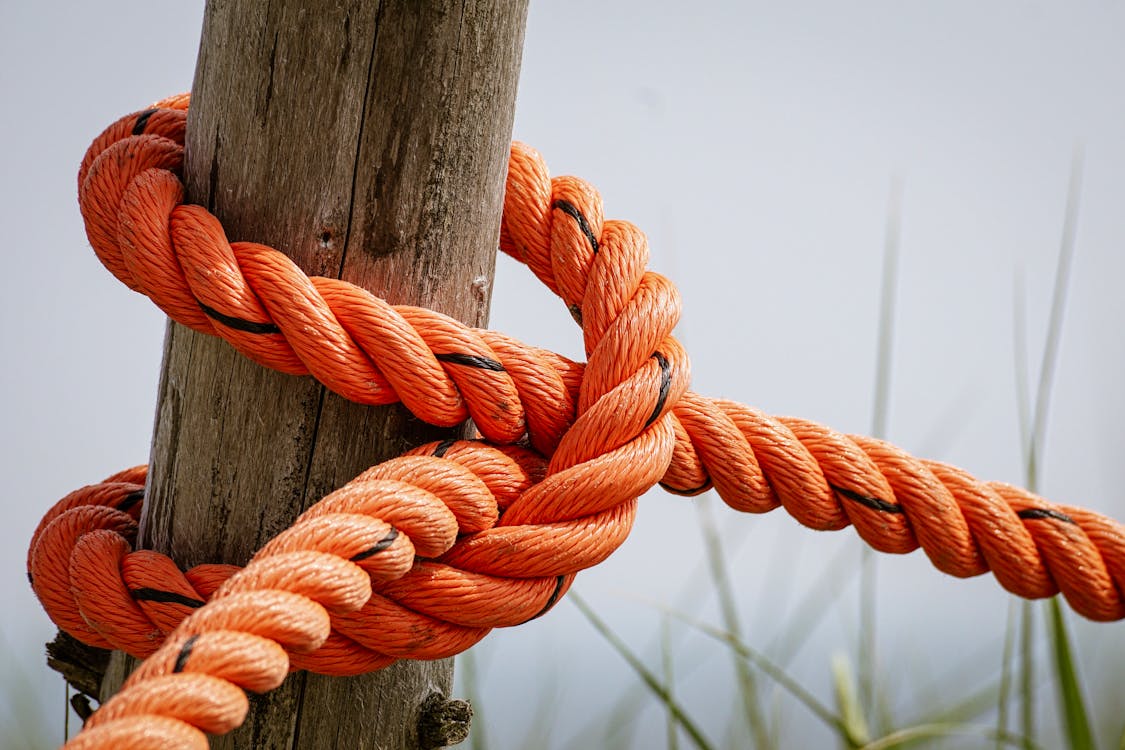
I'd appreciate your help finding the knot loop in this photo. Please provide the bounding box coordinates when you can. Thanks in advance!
[33,95,1125,749]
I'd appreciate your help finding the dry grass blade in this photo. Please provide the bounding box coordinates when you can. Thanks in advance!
[858,722,1041,750]
[1047,600,1095,750]
[859,174,903,731]
[661,616,680,750]
[832,653,871,746]
[696,496,771,748]
[660,605,863,746]
[1025,146,1093,750]
[458,646,488,750]
[570,592,716,750]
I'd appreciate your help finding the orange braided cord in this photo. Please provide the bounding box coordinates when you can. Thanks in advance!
[30,443,568,673]
[73,96,1125,618]
[32,97,1125,746]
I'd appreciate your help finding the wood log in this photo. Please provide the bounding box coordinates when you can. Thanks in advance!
[100,2,528,747]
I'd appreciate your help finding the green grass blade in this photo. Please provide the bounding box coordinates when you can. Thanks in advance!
[662,606,863,746]
[696,496,771,748]
[859,722,1041,750]
[0,631,57,750]
[766,542,856,666]
[1032,149,1091,750]
[570,593,716,750]
[1010,146,1088,750]
[1012,268,1032,475]
[456,647,492,750]
[518,676,562,750]
[591,555,730,737]
[857,547,877,736]
[661,616,680,750]
[1009,264,1035,750]
[902,668,1004,730]
[997,599,1018,749]
[1020,601,1035,749]
[458,646,488,750]
[586,523,757,748]
[832,652,871,746]
[1047,599,1095,749]
[1025,147,1091,750]
[858,176,901,734]
[901,638,1053,744]
[1028,146,1083,496]
[870,173,903,442]
[769,692,783,750]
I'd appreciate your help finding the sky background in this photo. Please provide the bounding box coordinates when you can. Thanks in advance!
[2,1,1124,747]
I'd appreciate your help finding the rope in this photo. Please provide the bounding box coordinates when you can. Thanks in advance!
[30,95,1125,749]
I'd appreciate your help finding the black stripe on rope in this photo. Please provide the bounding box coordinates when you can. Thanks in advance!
[173,634,199,673]
[660,480,713,496]
[117,489,145,513]
[832,484,904,514]
[523,575,568,623]
[1017,507,1077,524]
[644,352,672,428]
[552,199,599,255]
[435,352,505,371]
[132,108,157,136]
[432,439,457,458]
[130,588,206,608]
[351,528,400,561]
[198,301,282,335]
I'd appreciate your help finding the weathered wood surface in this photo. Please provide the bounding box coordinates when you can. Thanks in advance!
[101,1,529,747]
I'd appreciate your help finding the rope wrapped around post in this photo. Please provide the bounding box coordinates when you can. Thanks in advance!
[27,95,1125,749]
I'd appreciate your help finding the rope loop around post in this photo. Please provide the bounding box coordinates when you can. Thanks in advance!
[28,96,1125,749]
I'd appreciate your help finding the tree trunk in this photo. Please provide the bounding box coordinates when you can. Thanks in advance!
[100,1,528,748]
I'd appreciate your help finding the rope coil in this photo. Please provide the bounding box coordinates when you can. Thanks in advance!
[29,94,1125,749]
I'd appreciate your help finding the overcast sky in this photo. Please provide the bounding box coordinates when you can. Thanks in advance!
[2,2,1123,747]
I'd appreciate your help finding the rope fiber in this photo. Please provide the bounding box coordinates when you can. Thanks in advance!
[29,94,1125,749]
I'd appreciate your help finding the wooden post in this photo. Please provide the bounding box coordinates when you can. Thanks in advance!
[100,1,528,748]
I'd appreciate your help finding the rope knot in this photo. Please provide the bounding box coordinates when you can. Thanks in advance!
[30,95,1125,749]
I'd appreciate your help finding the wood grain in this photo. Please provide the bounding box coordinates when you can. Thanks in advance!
[100,2,529,747]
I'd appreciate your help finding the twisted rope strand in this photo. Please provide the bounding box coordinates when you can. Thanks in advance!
[32,97,1125,748]
[73,98,1125,617]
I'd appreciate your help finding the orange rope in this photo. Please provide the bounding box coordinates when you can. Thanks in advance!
[29,95,1125,749]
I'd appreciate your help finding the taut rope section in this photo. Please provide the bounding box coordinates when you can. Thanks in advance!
[29,95,1125,749]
